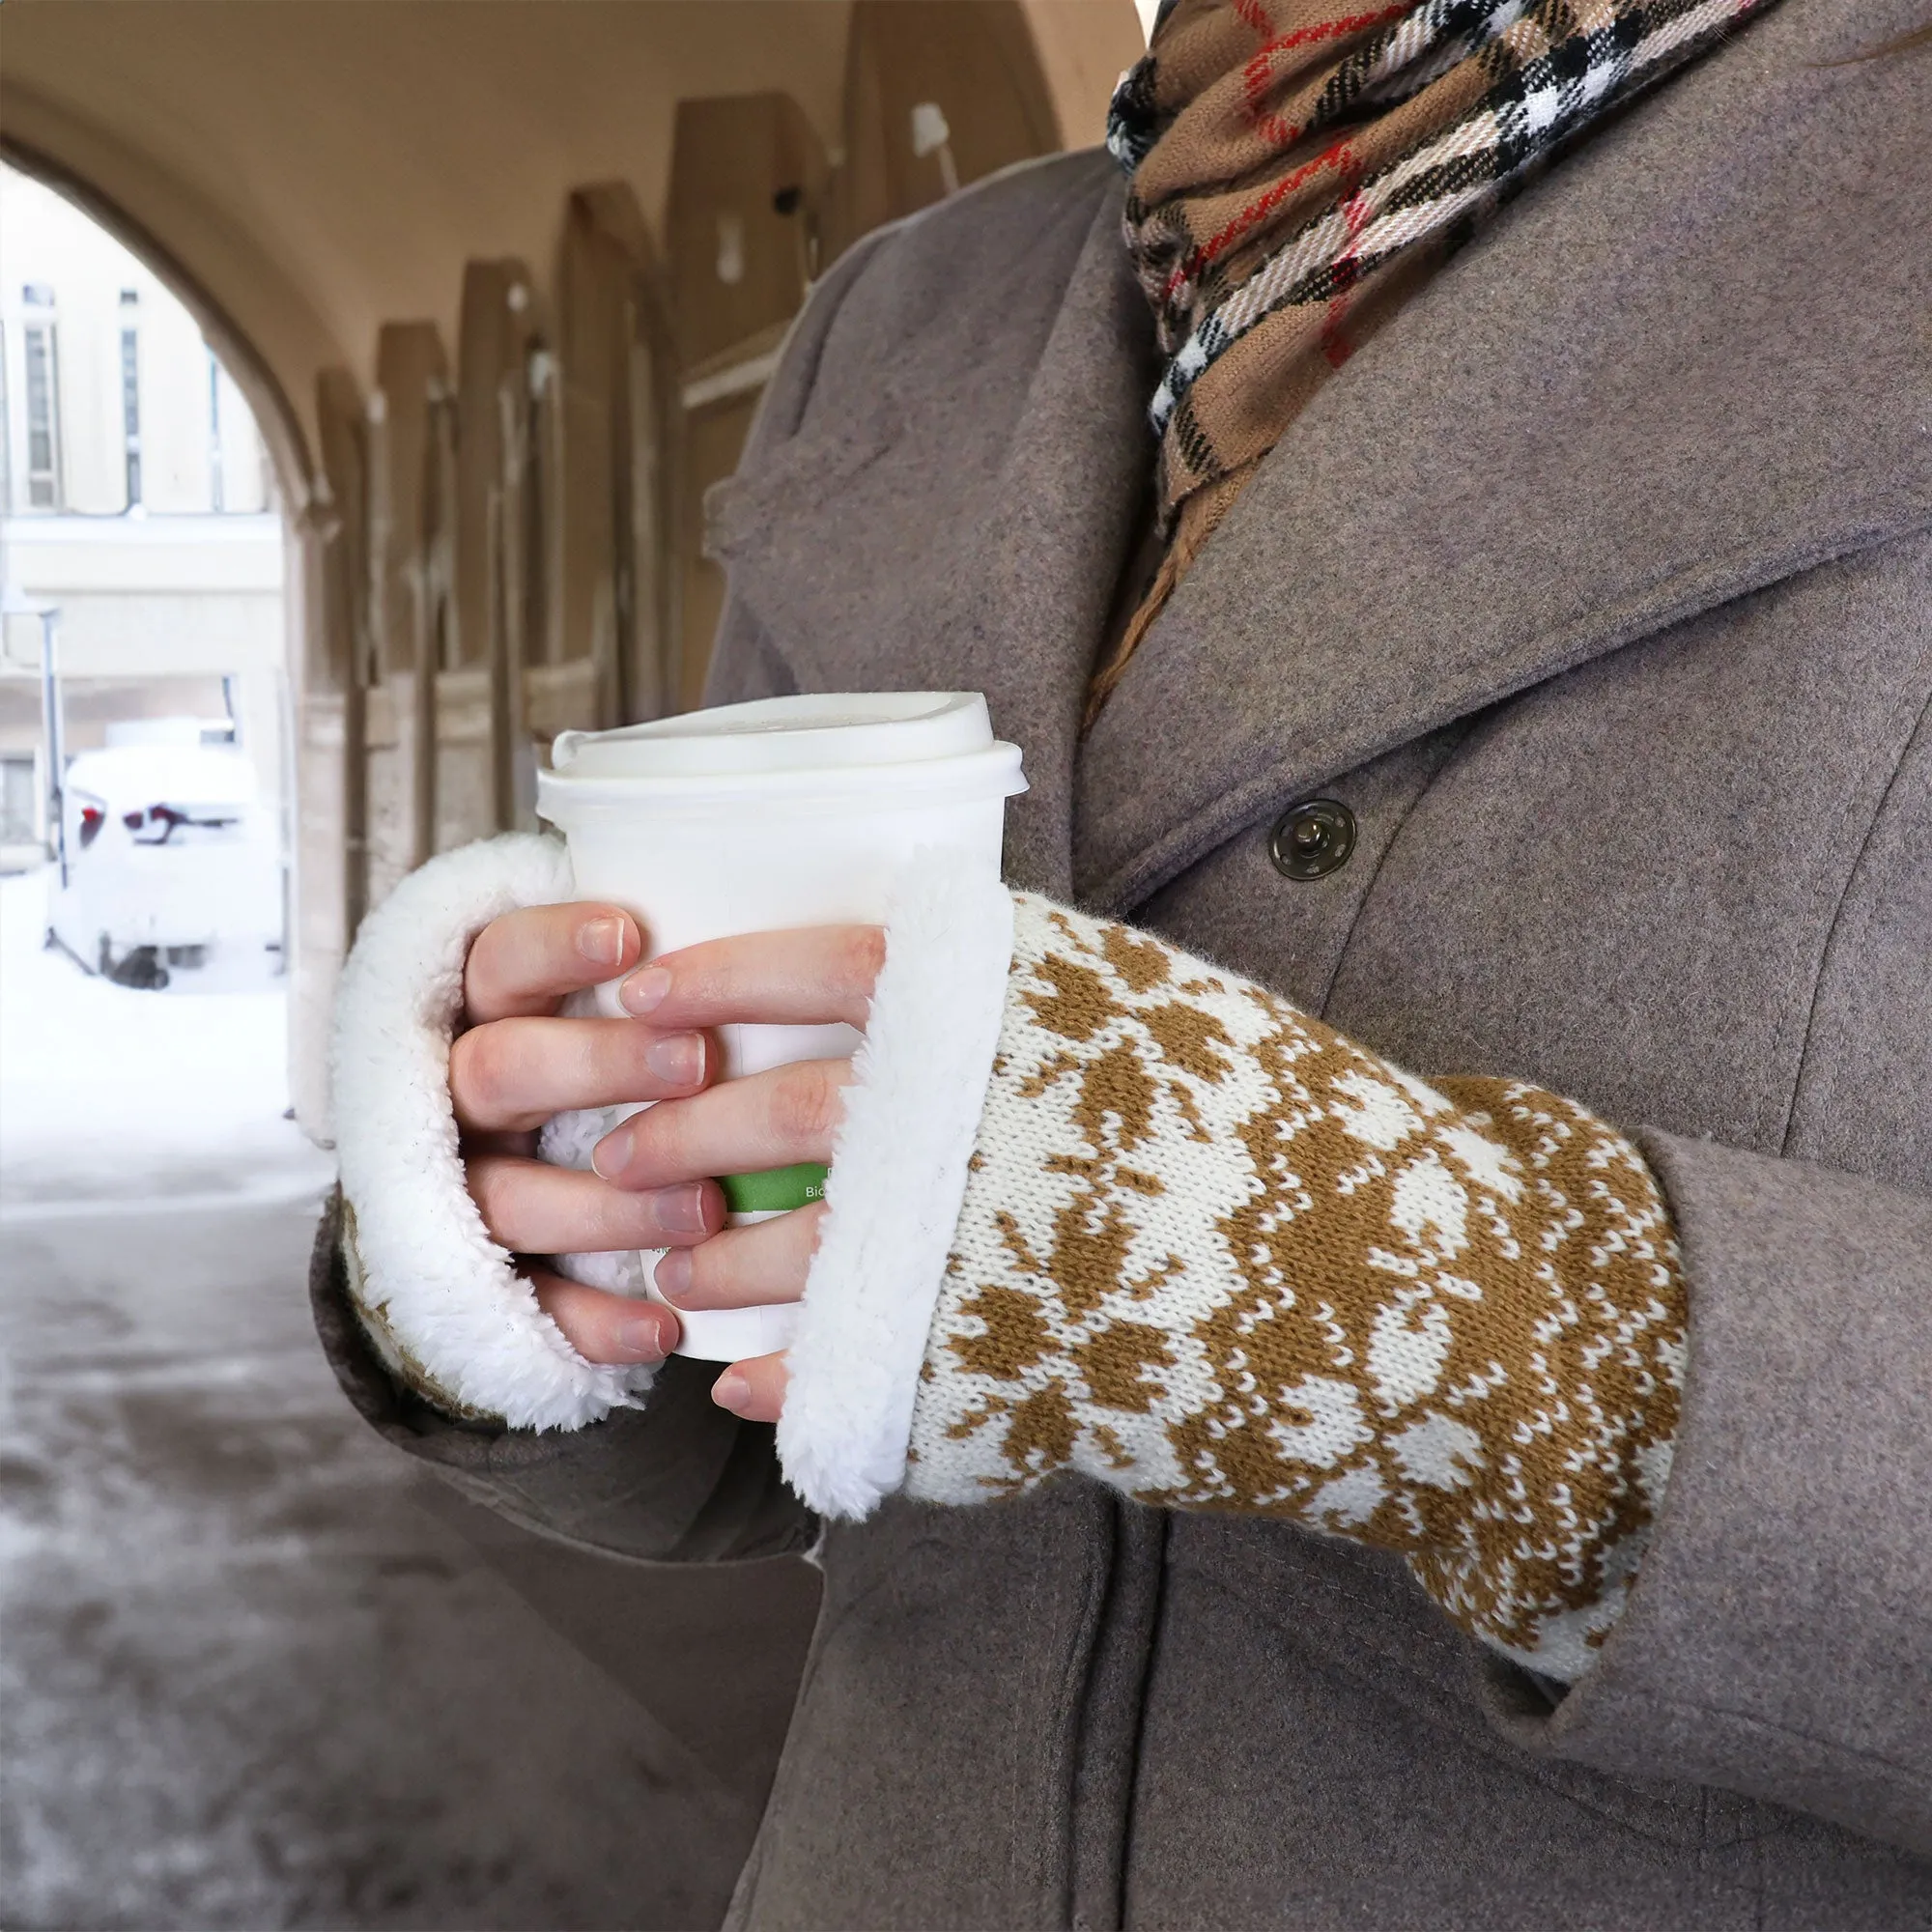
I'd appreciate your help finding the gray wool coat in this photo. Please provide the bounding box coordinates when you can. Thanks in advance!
[315,2,1932,1923]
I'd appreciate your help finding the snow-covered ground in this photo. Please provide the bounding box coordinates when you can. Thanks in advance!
[0,867,334,1209]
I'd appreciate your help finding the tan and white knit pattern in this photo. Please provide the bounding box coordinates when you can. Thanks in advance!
[906,897,1686,1681]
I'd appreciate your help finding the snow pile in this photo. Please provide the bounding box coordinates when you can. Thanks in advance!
[1,867,335,1210]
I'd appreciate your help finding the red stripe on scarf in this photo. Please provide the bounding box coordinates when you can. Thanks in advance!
[1319,185,1378,364]
[1177,136,1359,291]
[1239,2,1409,144]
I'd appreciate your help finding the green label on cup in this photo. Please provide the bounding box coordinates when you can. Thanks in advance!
[721,1162,829,1214]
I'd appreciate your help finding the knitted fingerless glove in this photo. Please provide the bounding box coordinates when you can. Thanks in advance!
[903,897,1687,1684]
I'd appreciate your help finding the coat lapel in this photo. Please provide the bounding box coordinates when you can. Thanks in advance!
[1077,0,1932,910]
[707,155,1156,897]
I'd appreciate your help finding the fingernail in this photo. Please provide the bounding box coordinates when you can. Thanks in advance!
[657,1183,710,1237]
[645,1032,704,1085]
[614,1313,671,1363]
[620,966,671,1016]
[590,1123,635,1180]
[579,916,626,968]
[653,1247,694,1303]
[712,1371,751,1412]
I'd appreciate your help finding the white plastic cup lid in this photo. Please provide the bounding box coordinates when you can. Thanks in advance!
[539,692,1026,816]
[550,692,1001,780]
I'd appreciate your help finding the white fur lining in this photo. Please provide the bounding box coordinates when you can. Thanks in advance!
[776,855,1015,1520]
[331,830,1015,1486]
[330,832,658,1430]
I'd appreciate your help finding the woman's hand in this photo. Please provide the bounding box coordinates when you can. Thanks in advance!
[451,903,884,1426]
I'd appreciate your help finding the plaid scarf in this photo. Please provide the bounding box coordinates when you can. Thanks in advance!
[1090,0,1775,711]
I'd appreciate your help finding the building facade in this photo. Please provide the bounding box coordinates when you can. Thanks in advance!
[0,163,284,875]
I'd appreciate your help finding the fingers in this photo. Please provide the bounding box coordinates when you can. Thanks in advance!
[615,924,885,1031]
[467,1154,724,1253]
[532,1278,787,1416]
[466,903,643,1023]
[451,1017,709,1134]
[528,1267,679,1366]
[711,1351,787,1424]
[653,1203,825,1311]
[589,1058,852,1191]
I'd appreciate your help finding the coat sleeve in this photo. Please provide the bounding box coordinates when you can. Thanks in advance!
[1481,1132,1932,1856]
[311,1192,809,1561]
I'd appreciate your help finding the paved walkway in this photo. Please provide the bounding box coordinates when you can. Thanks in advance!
[1,875,816,1928]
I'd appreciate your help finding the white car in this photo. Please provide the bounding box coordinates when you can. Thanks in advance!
[51,724,282,989]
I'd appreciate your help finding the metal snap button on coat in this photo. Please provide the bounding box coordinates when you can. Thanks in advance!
[1269,799,1356,881]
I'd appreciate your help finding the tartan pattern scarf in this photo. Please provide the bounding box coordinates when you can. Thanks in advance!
[1090,0,1774,712]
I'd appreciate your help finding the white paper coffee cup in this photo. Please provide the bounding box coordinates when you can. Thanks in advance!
[535,692,1026,1362]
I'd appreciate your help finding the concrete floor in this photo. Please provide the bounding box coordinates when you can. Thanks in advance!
[1,1159,817,1930]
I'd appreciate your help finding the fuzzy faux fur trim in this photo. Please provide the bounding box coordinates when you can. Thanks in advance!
[329,832,658,1430]
[776,856,1015,1519]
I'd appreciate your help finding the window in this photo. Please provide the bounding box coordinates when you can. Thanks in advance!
[207,345,223,512]
[0,322,12,513]
[120,289,141,506]
[0,756,39,844]
[22,317,60,510]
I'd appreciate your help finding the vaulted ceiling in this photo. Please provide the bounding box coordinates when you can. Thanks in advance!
[0,1,1140,492]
